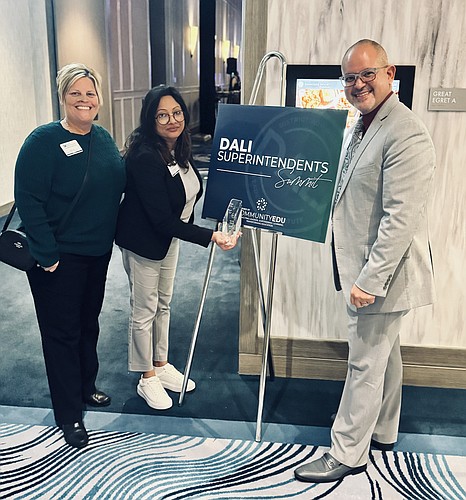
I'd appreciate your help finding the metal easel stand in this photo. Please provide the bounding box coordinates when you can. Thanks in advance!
[252,229,280,442]
[178,240,217,406]
[248,51,287,108]
[250,227,275,382]
[179,53,288,443]
[248,51,287,441]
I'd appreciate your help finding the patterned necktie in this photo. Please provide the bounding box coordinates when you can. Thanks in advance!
[334,117,364,205]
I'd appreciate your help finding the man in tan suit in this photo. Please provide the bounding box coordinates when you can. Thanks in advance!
[295,39,436,483]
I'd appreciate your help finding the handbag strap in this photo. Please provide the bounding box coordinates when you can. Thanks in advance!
[55,128,93,235]
[1,203,17,233]
[2,128,93,236]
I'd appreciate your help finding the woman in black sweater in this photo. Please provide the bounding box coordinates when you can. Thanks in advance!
[116,86,238,410]
[15,63,125,449]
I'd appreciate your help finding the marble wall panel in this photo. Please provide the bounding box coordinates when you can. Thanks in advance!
[0,0,53,209]
[259,0,466,347]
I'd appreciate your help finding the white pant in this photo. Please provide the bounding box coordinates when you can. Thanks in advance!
[330,308,407,467]
[121,241,179,372]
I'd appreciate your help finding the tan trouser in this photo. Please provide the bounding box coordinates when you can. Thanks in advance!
[121,241,179,372]
[330,308,407,467]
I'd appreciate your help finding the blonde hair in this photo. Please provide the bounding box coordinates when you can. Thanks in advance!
[56,63,103,105]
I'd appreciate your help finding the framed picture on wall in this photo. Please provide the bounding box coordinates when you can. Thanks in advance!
[285,64,416,128]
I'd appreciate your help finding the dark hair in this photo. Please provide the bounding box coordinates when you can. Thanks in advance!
[124,85,191,168]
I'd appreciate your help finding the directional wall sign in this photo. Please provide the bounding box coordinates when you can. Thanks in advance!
[428,88,466,111]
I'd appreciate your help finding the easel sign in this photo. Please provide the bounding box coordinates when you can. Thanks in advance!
[202,103,348,243]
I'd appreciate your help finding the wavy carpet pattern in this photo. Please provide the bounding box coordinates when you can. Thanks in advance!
[1,424,466,499]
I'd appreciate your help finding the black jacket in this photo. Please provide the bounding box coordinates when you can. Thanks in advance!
[115,149,212,260]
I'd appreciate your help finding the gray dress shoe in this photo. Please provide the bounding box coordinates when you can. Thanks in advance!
[371,439,395,451]
[294,452,367,483]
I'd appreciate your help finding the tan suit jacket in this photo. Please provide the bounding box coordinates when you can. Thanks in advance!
[332,94,436,313]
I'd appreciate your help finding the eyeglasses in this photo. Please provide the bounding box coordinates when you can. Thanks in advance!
[155,110,184,125]
[339,66,390,87]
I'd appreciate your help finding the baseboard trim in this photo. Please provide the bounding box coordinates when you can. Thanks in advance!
[239,340,466,389]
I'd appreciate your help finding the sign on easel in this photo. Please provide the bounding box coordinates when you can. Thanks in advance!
[202,104,348,243]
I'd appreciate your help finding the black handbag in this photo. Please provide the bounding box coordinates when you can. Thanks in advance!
[0,205,36,271]
[0,130,93,272]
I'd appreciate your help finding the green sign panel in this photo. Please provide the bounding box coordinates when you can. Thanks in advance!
[202,104,348,243]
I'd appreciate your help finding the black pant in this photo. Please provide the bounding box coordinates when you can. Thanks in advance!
[27,251,112,425]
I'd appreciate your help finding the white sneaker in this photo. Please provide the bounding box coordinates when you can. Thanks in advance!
[137,375,172,410]
[156,363,196,393]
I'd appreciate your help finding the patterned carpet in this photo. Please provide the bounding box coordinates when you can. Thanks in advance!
[1,423,465,499]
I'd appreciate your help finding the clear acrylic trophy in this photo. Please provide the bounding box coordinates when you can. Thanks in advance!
[221,198,242,237]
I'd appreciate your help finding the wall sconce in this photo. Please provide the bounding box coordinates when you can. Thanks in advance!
[222,39,231,62]
[189,25,199,58]
[233,44,240,59]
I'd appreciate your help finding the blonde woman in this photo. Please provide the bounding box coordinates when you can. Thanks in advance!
[14,63,125,449]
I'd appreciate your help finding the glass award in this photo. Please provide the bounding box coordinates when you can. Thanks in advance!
[221,198,242,237]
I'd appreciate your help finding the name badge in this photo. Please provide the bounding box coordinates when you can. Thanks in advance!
[168,163,180,177]
[60,140,83,156]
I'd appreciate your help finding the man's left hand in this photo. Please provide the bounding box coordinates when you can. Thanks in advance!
[350,284,375,308]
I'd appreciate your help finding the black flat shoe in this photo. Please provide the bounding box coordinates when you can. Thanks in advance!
[371,439,395,451]
[60,422,88,449]
[83,390,111,407]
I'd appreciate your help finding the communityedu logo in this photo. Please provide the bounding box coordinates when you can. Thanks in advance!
[256,198,267,211]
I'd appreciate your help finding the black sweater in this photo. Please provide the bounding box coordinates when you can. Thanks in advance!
[14,122,125,266]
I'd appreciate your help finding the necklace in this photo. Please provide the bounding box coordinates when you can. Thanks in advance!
[61,118,91,135]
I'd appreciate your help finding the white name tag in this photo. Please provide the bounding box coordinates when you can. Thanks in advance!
[167,163,180,177]
[60,140,83,156]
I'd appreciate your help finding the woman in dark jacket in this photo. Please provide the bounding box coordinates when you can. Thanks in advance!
[116,86,238,411]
